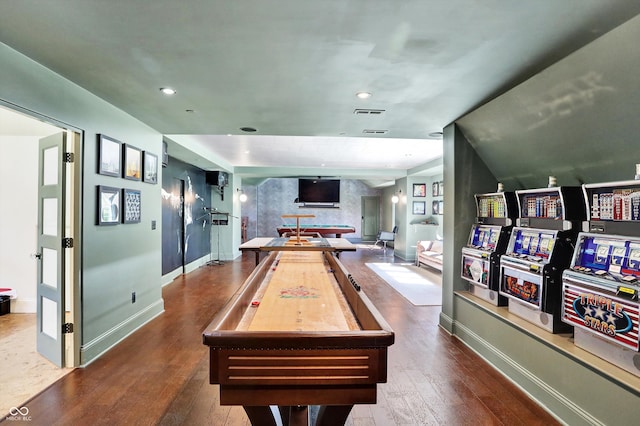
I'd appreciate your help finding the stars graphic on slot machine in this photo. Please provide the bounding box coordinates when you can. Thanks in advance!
[579,294,626,337]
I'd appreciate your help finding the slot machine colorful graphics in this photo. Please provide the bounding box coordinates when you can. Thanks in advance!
[561,179,640,377]
[499,184,585,333]
[461,190,517,306]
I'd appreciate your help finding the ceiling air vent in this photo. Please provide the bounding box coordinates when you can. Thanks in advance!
[362,129,388,135]
[354,109,385,115]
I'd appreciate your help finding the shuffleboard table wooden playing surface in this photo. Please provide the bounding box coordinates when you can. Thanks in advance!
[202,242,394,426]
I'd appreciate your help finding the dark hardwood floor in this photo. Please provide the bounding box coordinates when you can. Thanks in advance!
[4,247,560,425]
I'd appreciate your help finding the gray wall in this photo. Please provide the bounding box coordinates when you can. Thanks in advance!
[249,178,381,239]
[1,43,164,365]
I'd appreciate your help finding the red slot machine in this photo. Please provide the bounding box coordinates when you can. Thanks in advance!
[562,177,640,377]
[499,179,585,333]
[461,188,517,306]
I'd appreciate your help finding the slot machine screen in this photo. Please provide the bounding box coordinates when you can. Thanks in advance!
[469,225,500,250]
[509,229,556,259]
[574,235,640,277]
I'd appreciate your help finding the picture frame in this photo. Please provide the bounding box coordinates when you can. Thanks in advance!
[438,181,444,196]
[98,134,121,177]
[432,182,439,197]
[123,188,142,223]
[143,151,158,184]
[432,200,439,215]
[97,185,120,225]
[413,183,426,197]
[413,201,426,215]
[438,200,444,215]
[123,144,142,181]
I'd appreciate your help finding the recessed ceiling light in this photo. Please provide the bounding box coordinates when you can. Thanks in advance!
[160,87,176,95]
[356,91,372,99]
[240,127,257,132]
[428,131,443,139]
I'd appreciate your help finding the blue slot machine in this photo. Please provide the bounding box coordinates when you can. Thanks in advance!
[499,182,585,333]
[562,178,640,377]
[461,189,517,306]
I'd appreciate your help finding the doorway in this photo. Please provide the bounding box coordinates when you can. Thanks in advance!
[0,103,81,413]
[361,196,380,242]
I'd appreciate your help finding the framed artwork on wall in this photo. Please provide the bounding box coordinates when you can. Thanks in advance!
[98,134,121,177]
[123,188,142,223]
[438,181,444,196]
[438,200,444,215]
[143,151,158,184]
[123,144,142,181]
[413,201,426,215]
[432,182,439,197]
[432,200,439,215]
[413,183,426,197]
[97,185,120,225]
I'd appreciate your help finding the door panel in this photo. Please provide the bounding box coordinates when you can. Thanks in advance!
[361,196,380,241]
[37,132,66,367]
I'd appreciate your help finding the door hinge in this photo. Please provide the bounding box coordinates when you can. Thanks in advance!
[62,323,74,334]
[63,152,74,163]
[62,238,74,248]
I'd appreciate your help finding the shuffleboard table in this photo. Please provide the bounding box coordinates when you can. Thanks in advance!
[239,236,356,265]
[202,244,394,426]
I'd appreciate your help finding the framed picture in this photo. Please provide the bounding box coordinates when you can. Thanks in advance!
[413,183,426,197]
[432,182,439,197]
[438,200,444,215]
[123,144,142,181]
[438,181,444,196]
[123,189,142,223]
[413,201,426,215]
[143,151,158,184]
[97,185,120,225]
[432,200,439,215]
[98,134,121,177]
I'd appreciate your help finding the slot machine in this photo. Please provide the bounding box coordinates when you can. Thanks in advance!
[462,187,517,306]
[562,176,640,377]
[499,179,585,333]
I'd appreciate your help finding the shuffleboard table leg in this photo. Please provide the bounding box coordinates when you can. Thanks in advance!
[279,405,309,426]
[243,406,278,426]
[314,405,353,426]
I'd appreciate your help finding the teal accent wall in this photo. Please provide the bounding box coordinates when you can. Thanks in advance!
[1,43,164,366]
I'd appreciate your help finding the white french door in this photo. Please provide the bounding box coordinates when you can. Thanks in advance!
[36,132,67,367]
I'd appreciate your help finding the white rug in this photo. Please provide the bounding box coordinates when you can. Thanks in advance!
[366,263,442,306]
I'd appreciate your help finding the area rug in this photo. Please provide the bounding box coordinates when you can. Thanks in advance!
[366,263,442,306]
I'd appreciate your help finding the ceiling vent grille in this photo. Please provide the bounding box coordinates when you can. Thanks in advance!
[354,109,385,115]
[362,129,388,135]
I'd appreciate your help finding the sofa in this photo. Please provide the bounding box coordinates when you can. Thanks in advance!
[416,240,443,272]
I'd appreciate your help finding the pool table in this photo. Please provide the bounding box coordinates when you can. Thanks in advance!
[202,247,394,426]
[276,224,356,238]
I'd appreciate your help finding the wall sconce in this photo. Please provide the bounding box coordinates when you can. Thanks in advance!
[237,188,247,203]
[391,189,401,204]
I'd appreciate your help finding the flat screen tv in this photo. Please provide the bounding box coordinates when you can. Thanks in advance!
[298,179,340,203]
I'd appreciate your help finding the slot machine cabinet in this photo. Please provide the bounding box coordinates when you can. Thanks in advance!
[562,179,640,377]
[462,191,517,306]
[499,186,585,333]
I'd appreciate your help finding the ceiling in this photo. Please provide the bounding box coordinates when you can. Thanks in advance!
[2,1,640,186]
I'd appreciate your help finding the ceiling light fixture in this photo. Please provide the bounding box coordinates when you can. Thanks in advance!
[240,127,257,132]
[356,91,372,99]
[159,87,176,95]
[428,131,443,139]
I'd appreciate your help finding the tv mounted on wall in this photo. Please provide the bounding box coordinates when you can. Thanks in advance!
[298,179,340,203]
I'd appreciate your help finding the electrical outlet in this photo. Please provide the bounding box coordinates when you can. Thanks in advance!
[131,292,136,303]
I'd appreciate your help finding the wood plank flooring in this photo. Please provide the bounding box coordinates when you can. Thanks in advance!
[3,247,560,425]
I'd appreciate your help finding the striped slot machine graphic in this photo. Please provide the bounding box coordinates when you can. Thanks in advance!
[562,281,639,351]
